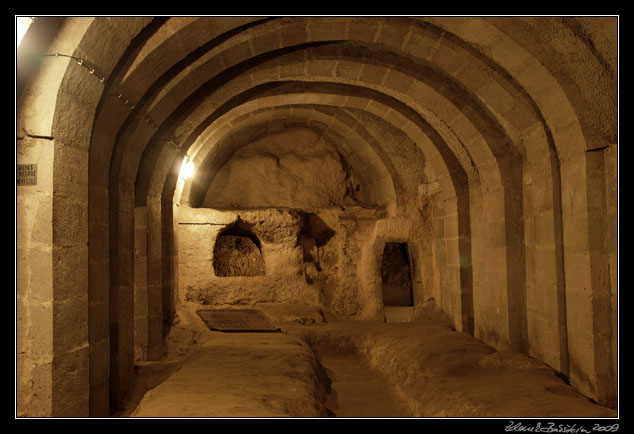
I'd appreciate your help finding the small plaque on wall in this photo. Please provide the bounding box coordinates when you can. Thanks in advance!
[17,164,37,186]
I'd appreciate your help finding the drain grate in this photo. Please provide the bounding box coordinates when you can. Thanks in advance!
[196,308,281,333]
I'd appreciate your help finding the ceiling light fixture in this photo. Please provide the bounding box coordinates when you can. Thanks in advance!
[183,159,195,180]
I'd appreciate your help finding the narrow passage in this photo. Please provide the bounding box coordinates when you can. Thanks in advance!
[318,352,411,418]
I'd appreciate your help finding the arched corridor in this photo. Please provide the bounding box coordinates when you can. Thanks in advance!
[16,16,618,418]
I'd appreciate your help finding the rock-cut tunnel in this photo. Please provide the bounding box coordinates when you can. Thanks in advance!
[16,16,618,418]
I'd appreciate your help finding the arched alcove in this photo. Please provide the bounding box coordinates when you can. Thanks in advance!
[213,221,265,277]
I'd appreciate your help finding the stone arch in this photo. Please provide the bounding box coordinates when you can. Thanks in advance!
[16,17,617,416]
[160,82,474,333]
[113,16,612,404]
[182,105,400,209]
[17,16,154,417]
[110,16,563,403]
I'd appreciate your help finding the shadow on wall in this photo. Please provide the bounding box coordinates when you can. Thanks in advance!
[297,212,336,284]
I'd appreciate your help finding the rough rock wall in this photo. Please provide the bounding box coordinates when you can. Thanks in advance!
[180,124,435,319]
[202,128,363,209]
[213,235,265,277]
[177,190,435,320]
[179,208,315,306]
[177,206,370,315]
[354,194,437,320]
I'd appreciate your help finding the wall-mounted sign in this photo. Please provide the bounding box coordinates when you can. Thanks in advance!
[17,164,37,186]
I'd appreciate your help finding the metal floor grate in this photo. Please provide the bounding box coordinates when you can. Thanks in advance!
[196,308,280,332]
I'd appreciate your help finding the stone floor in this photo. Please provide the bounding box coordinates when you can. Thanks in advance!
[117,302,617,419]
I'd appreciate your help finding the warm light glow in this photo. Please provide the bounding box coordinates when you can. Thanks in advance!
[16,17,34,47]
[183,160,195,180]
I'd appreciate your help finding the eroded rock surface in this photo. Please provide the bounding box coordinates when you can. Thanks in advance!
[203,128,362,209]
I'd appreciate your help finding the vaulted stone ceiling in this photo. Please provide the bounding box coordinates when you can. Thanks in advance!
[16,16,617,417]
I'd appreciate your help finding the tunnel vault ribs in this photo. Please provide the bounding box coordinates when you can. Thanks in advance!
[196,308,281,332]
[14,16,618,417]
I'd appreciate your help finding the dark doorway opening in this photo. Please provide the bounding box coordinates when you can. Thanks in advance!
[381,242,413,306]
